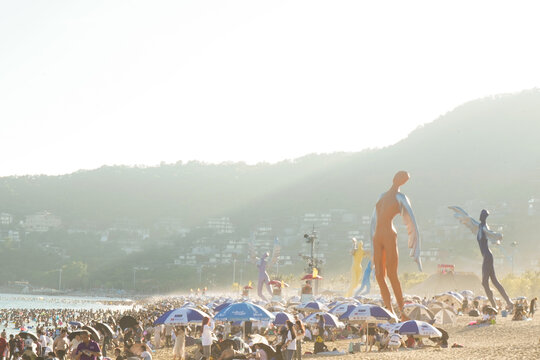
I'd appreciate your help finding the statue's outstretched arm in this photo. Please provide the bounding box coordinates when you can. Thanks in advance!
[397,193,422,272]
[369,207,377,264]
[448,206,502,244]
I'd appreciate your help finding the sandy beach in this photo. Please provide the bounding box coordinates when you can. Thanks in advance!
[153,315,540,360]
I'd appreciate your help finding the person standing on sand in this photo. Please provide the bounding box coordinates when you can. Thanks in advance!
[293,320,304,360]
[281,321,296,360]
[317,315,325,341]
[0,332,8,360]
[172,326,186,360]
[530,297,537,318]
[200,317,213,360]
[153,325,162,349]
[53,330,69,360]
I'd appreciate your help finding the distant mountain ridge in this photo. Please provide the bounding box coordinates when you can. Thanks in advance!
[1,89,539,230]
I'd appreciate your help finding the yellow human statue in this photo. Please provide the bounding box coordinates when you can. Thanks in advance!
[346,237,366,297]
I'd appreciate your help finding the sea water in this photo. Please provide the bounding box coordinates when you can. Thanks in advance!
[0,293,134,336]
[0,293,133,310]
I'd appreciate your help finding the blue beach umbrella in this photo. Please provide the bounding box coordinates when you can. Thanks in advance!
[154,307,210,325]
[214,302,275,322]
[214,302,233,312]
[329,303,357,317]
[342,304,398,323]
[296,301,329,313]
[272,312,295,326]
[394,320,442,337]
[303,312,344,328]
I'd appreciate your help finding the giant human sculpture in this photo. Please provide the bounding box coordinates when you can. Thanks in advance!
[249,238,281,301]
[370,171,422,317]
[354,260,373,296]
[346,237,366,297]
[449,206,513,311]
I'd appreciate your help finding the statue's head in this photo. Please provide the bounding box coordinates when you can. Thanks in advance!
[480,209,489,223]
[393,171,410,187]
[263,252,269,259]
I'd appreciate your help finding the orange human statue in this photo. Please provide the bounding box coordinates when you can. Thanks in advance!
[371,171,422,318]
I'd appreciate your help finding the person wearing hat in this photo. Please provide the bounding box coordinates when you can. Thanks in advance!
[74,331,101,360]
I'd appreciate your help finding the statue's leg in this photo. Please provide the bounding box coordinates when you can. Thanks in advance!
[355,265,362,290]
[365,278,371,294]
[489,268,513,309]
[346,265,355,297]
[257,280,267,301]
[347,264,361,297]
[481,260,496,308]
[374,242,392,312]
[355,277,366,297]
[264,280,273,298]
[386,241,404,314]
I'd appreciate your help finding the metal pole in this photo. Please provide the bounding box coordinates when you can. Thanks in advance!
[512,248,515,274]
[59,269,62,291]
[233,259,236,284]
[133,268,136,289]
[240,267,244,286]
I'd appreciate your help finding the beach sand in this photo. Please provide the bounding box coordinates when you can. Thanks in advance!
[153,315,540,360]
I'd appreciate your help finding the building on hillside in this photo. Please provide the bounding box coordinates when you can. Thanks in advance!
[0,230,20,243]
[420,248,440,263]
[0,212,13,225]
[7,230,20,242]
[528,198,540,216]
[174,255,197,266]
[154,217,191,236]
[207,217,235,234]
[24,211,61,232]
[303,213,332,227]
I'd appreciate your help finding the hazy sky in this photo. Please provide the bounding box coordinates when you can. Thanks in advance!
[1,1,539,176]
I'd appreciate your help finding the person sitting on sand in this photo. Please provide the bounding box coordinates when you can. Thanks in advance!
[139,346,152,360]
[405,335,416,348]
[431,328,449,348]
[387,330,405,351]
[216,342,243,360]
[313,336,328,354]
[375,331,389,352]
[512,304,527,321]
[248,344,268,360]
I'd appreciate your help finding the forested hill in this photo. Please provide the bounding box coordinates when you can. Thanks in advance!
[1,89,539,231]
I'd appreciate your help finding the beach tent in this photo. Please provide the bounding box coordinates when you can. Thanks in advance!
[434,308,456,325]
[403,304,434,322]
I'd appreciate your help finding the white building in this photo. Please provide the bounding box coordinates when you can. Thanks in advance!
[303,213,332,227]
[528,198,540,216]
[24,211,61,232]
[0,212,13,225]
[420,248,440,262]
[207,217,235,234]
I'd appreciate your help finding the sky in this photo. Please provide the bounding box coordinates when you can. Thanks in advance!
[1,1,540,176]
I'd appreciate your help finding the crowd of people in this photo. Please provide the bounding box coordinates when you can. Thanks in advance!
[0,291,536,360]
